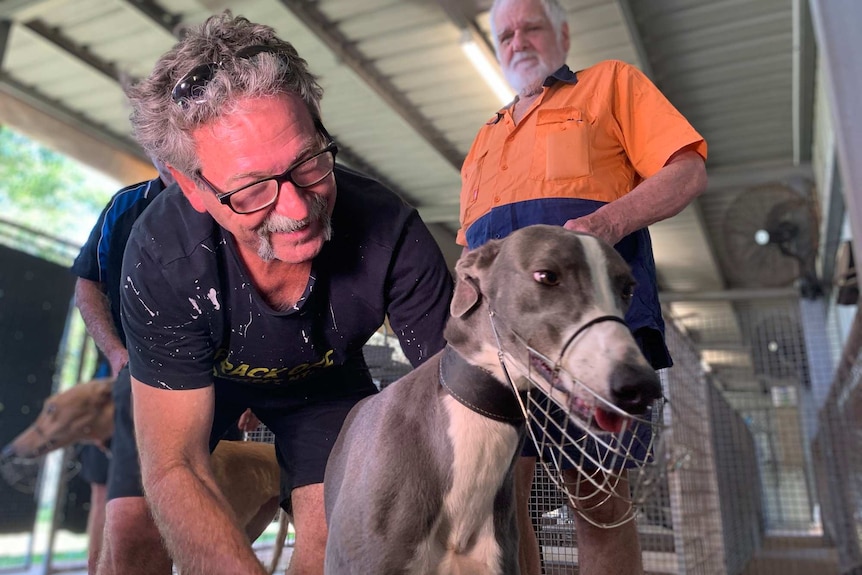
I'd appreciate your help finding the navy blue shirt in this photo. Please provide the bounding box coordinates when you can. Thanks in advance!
[71,177,166,346]
[121,166,453,392]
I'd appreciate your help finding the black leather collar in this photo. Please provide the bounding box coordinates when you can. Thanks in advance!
[438,346,525,426]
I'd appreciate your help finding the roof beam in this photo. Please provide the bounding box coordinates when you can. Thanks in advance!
[410,203,459,224]
[705,161,814,192]
[435,0,493,54]
[23,19,125,83]
[792,0,816,165]
[330,137,409,200]
[434,0,508,103]
[614,0,655,79]
[810,0,862,280]
[0,20,10,66]
[0,71,146,161]
[660,287,799,302]
[123,0,181,37]
[435,0,476,29]
[275,0,464,171]
[335,139,457,227]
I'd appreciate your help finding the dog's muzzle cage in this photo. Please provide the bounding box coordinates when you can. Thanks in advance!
[488,309,690,529]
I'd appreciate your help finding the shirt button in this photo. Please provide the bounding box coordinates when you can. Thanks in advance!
[493,196,501,203]
[501,164,508,170]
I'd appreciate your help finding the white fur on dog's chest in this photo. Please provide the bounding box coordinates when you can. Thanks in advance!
[405,395,521,574]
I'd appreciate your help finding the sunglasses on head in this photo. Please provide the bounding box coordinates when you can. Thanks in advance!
[171,44,281,108]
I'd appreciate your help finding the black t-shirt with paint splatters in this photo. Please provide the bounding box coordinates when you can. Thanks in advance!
[120,166,453,394]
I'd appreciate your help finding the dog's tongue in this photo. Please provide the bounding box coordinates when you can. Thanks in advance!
[594,408,624,433]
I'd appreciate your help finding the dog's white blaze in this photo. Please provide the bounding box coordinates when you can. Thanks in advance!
[407,395,518,574]
[555,237,640,404]
[582,236,620,313]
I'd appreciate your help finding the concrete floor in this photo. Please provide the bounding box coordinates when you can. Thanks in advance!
[740,535,839,575]
[2,542,293,575]
[3,534,840,575]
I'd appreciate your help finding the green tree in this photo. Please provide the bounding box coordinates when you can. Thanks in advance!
[0,126,115,253]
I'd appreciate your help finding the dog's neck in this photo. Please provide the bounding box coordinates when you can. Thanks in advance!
[438,346,525,426]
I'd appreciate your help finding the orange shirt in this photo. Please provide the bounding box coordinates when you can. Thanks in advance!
[457,60,707,245]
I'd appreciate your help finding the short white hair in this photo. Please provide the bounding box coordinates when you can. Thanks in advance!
[488,0,568,51]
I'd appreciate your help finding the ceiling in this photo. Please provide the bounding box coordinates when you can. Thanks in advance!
[0,0,834,401]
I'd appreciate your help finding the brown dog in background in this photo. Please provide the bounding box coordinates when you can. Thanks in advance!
[1,377,290,572]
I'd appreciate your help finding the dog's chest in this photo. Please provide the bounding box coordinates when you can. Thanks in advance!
[406,395,520,574]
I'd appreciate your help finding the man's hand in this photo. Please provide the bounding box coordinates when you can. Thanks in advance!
[237,409,261,432]
[564,209,621,246]
[75,278,129,378]
[564,149,707,246]
[108,348,130,378]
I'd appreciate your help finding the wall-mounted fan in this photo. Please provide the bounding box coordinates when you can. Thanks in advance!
[722,183,821,298]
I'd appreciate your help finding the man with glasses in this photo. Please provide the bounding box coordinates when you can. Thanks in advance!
[105,12,453,575]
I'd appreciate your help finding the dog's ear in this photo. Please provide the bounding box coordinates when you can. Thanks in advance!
[451,275,481,317]
[451,241,501,318]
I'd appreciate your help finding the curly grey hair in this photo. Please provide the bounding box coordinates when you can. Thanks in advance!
[126,11,324,175]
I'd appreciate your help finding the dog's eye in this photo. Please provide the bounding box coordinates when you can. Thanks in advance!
[621,282,635,301]
[533,270,560,286]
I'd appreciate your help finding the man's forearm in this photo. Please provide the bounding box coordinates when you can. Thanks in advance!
[144,464,267,575]
[565,150,708,245]
[75,278,128,374]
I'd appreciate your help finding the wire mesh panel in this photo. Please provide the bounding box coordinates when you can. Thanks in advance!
[668,297,845,575]
[524,295,855,575]
[662,324,728,575]
[814,310,862,574]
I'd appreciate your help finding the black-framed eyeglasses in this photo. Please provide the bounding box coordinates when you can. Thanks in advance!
[196,136,339,215]
[171,44,279,108]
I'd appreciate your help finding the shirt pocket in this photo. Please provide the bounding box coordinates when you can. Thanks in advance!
[460,149,488,227]
[530,107,592,182]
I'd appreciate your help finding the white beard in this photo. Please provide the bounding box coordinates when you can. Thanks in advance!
[504,51,557,96]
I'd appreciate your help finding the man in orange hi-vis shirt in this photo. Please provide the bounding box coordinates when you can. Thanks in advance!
[458,0,707,573]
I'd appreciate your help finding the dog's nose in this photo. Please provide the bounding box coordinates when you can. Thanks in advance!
[610,362,663,415]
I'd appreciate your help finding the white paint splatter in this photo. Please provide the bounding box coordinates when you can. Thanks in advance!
[206,288,221,310]
[188,298,202,318]
[138,298,156,317]
[329,303,338,330]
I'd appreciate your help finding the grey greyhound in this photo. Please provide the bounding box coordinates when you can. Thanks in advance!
[324,224,662,575]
